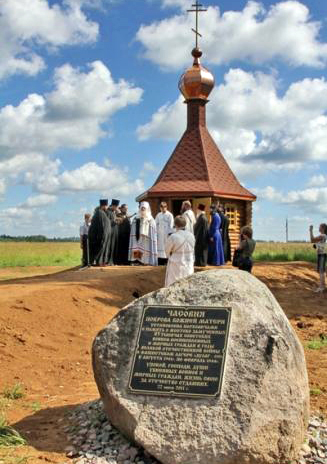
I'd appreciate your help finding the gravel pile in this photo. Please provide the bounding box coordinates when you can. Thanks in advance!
[63,400,159,464]
[292,416,327,464]
[62,400,326,464]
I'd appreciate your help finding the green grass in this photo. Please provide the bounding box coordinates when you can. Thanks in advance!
[253,242,316,263]
[23,402,41,413]
[0,242,81,267]
[0,416,26,447]
[3,384,24,400]
[0,241,318,267]
[310,388,322,396]
[0,398,11,414]
[306,337,327,350]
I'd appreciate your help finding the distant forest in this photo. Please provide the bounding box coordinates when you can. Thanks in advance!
[0,235,308,243]
[0,235,79,242]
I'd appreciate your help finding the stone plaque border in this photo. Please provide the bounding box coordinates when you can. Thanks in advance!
[128,305,232,398]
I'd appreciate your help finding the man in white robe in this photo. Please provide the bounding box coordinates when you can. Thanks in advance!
[165,215,195,287]
[181,200,196,235]
[129,201,158,266]
[155,201,174,265]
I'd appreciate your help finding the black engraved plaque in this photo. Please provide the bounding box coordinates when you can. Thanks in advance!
[129,305,231,398]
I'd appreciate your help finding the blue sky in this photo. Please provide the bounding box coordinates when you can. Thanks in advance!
[0,0,326,240]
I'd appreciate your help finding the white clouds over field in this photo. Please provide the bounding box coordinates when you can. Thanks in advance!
[0,0,326,239]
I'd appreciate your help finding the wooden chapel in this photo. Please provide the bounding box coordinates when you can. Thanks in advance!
[136,5,256,250]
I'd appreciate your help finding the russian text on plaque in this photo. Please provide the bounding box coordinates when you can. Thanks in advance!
[129,305,231,398]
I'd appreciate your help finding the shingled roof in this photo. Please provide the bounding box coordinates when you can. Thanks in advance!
[141,106,256,201]
[138,47,256,203]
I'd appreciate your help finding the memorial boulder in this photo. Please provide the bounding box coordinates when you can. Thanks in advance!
[92,270,309,464]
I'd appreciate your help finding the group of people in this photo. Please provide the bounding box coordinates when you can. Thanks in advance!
[80,198,256,286]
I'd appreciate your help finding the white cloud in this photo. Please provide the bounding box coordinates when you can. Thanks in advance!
[137,69,327,179]
[137,1,327,71]
[0,61,143,159]
[253,186,283,202]
[58,162,144,195]
[137,97,185,141]
[23,194,57,208]
[0,153,60,197]
[307,174,327,187]
[0,207,36,221]
[143,161,157,172]
[26,160,144,197]
[290,215,312,222]
[160,0,191,8]
[254,185,327,214]
[0,0,100,80]
[0,193,56,227]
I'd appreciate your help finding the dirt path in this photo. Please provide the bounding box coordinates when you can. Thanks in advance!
[0,263,326,464]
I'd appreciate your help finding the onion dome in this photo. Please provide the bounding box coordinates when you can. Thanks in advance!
[178,47,215,101]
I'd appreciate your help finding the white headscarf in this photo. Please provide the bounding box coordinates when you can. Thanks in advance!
[138,201,152,236]
[139,201,152,219]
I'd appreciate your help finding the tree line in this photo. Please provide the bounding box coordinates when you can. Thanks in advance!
[0,235,79,242]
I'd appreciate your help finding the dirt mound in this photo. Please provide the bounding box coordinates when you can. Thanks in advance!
[0,263,326,464]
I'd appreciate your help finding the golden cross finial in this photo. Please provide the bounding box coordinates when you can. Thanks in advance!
[187,1,207,49]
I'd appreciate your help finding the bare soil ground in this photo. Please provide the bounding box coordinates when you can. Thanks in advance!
[0,263,326,464]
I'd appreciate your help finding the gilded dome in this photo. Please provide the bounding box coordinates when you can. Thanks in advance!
[178,48,215,101]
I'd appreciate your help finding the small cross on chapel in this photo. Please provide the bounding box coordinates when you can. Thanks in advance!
[137,2,256,250]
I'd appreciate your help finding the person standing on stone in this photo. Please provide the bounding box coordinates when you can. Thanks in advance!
[194,204,209,267]
[236,226,256,273]
[88,199,111,266]
[116,204,131,265]
[107,199,120,265]
[155,202,174,265]
[218,204,231,262]
[129,202,158,266]
[79,213,91,268]
[309,223,327,292]
[208,204,225,266]
[165,215,195,286]
[181,200,196,234]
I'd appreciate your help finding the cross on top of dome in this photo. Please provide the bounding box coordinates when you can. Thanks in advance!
[187,1,207,50]
[178,2,214,101]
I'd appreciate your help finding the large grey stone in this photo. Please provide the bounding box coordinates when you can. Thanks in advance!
[92,270,309,464]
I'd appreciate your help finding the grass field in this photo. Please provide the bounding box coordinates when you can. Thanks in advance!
[0,242,81,267]
[253,242,316,263]
[0,241,317,267]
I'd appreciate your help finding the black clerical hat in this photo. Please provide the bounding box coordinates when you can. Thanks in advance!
[99,199,108,206]
[111,199,120,206]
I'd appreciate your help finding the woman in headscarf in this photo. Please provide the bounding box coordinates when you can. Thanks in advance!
[208,204,225,266]
[128,202,158,266]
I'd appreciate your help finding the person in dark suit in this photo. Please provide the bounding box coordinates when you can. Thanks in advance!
[194,203,209,267]
[218,204,231,262]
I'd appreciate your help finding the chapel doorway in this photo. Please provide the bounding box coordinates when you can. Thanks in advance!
[172,199,188,217]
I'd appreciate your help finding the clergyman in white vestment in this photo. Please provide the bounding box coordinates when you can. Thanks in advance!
[165,215,195,287]
[155,202,174,265]
[128,201,158,266]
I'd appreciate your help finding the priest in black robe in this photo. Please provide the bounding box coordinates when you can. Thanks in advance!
[194,203,209,267]
[88,199,111,266]
[107,199,120,265]
[218,205,231,262]
[116,204,131,265]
